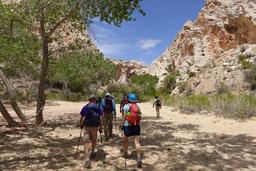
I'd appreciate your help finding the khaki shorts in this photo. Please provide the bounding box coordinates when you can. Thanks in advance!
[83,127,99,143]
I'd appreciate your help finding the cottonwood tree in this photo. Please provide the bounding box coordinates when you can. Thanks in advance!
[0,2,40,126]
[22,0,145,124]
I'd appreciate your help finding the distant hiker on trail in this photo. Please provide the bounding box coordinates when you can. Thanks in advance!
[102,93,116,140]
[120,94,128,116]
[120,93,142,168]
[153,96,162,118]
[79,95,103,168]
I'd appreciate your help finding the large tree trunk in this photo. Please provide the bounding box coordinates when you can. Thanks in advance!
[0,69,26,123]
[0,100,17,127]
[36,40,48,125]
[36,4,48,125]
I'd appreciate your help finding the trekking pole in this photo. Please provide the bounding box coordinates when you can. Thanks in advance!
[115,115,117,133]
[100,131,106,164]
[75,128,83,159]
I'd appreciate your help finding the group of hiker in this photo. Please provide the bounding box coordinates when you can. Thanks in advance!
[79,93,162,169]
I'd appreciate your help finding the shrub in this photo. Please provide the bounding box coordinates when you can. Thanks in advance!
[130,74,158,96]
[164,93,256,119]
[238,54,252,69]
[48,51,116,94]
[216,82,230,94]
[160,71,179,94]
[188,71,196,78]
[244,65,256,90]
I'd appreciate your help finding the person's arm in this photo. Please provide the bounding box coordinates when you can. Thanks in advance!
[99,115,103,133]
[112,101,117,116]
[79,115,84,129]
[79,105,87,129]
[153,100,156,108]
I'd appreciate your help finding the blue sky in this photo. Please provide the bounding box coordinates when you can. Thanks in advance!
[90,0,205,64]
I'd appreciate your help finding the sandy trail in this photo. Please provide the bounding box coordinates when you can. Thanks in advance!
[0,101,256,171]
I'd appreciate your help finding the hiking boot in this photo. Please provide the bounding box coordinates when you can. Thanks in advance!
[137,158,142,168]
[89,152,96,159]
[84,160,91,169]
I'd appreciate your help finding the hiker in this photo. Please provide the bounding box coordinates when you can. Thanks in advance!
[102,93,116,140]
[120,94,128,116]
[96,96,103,108]
[153,96,162,118]
[79,95,103,168]
[120,93,142,168]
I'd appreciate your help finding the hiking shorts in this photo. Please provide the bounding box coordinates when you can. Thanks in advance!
[123,125,140,137]
[83,127,98,143]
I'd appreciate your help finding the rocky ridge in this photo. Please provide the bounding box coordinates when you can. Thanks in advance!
[143,0,256,94]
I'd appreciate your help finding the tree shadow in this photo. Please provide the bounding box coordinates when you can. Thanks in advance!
[0,114,255,170]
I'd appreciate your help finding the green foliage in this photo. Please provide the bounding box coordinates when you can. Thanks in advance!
[81,0,145,27]
[130,74,158,96]
[244,65,256,90]
[0,2,40,78]
[160,71,179,94]
[48,51,115,93]
[216,82,230,94]
[238,54,252,69]
[163,93,256,119]
[188,71,196,78]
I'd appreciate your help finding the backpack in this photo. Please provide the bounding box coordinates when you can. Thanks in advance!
[84,104,100,127]
[126,103,141,125]
[156,99,161,106]
[104,98,113,113]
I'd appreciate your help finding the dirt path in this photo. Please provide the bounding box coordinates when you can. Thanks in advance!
[0,101,256,171]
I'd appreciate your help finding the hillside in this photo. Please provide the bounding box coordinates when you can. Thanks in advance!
[142,0,256,94]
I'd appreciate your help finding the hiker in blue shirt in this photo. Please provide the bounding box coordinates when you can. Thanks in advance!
[79,95,103,168]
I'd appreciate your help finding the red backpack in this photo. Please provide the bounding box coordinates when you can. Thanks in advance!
[126,103,141,125]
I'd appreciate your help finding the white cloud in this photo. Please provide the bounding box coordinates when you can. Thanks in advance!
[89,23,131,57]
[138,39,161,50]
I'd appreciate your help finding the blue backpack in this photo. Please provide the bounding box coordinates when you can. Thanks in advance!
[84,104,101,127]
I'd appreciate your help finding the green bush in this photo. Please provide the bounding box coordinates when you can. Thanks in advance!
[238,54,252,69]
[163,93,256,119]
[159,71,179,94]
[244,65,256,90]
[48,51,116,94]
[216,82,230,94]
[130,74,158,96]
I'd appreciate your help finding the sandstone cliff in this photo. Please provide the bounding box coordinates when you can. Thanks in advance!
[112,59,147,84]
[145,0,256,94]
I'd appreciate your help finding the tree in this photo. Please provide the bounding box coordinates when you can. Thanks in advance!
[0,2,40,125]
[22,0,145,124]
[0,100,18,127]
[48,51,116,93]
[130,74,159,96]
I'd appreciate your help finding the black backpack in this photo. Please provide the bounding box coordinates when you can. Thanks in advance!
[156,99,161,106]
[104,98,113,113]
[84,104,100,127]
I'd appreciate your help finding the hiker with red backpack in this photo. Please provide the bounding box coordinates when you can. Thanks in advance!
[120,93,142,168]
[79,95,103,168]
[102,93,116,140]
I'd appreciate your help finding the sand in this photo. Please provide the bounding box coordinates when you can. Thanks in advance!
[0,101,256,171]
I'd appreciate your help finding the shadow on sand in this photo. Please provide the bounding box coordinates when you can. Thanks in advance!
[0,115,256,170]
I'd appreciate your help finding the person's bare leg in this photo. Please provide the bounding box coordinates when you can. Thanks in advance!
[123,136,128,156]
[134,136,142,168]
[134,136,141,159]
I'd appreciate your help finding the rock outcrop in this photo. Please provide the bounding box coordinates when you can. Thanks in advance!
[112,60,147,84]
[145,0,256,94]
